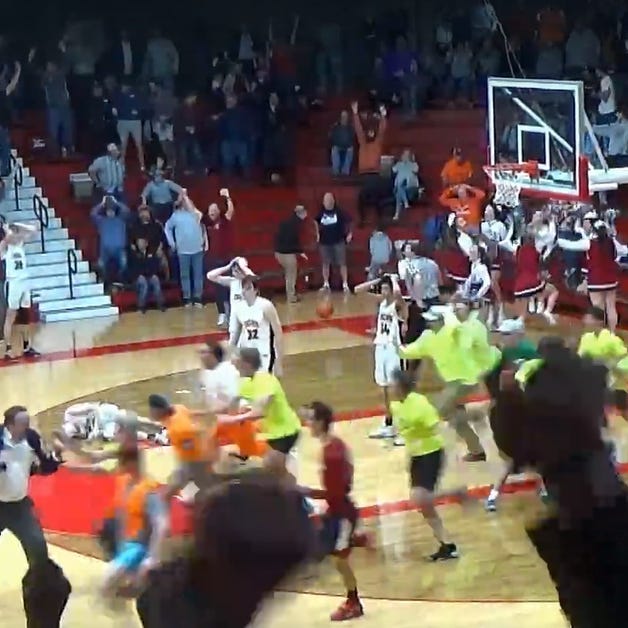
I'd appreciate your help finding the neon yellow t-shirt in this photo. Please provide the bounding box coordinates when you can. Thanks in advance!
[391,392,444,457]
[578,330,628,389]
[400,314,499,384]
[238,372,301,439]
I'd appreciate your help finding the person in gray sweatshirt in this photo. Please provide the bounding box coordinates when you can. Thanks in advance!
[164,193,208,307]
[91,195,131,284]
[367,224,393,279]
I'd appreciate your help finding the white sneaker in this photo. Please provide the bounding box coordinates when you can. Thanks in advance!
[369,424,396,439]
[542,311,557,325]
[393,435,405,447]
[342,283,350,293]
[319,283,330,292]
[527,300,535,314]
[217,313,227,327]
[536,299,545,314]
[484,497,498,512]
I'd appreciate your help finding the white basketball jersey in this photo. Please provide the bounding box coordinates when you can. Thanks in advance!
[374,299,401,346]
[3,243,28,281]
[236,297,272,353]
[200,361,239,404]
[230,278,243,309]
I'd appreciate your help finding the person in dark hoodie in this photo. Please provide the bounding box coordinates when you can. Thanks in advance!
[136,471,315,628]
[490,339,628,627]
[129,238,165,313]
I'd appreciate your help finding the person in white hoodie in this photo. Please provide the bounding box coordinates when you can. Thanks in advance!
[479,204,507,329]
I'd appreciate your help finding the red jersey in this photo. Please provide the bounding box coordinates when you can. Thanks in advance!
[442,246,470,283]
[308,436,356,518]
[586,239,618,290]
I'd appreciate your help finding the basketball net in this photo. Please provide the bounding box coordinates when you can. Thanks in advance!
[492,177,522,207]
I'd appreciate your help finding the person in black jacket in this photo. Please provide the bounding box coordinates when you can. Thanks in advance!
[129,238,165,312]
[274,204,308,302]
[490,342,628,627]
[136,472,315,628]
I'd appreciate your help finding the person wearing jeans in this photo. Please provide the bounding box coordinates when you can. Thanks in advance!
[329,110,355,176]
[130,238,165,312]
[91,196,131,284]
[164,195,207,307]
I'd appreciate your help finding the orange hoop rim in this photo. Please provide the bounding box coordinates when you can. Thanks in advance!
[483,160,540,179]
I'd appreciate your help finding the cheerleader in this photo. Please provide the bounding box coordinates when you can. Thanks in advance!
[479,205,507,328]
[529,209,557,314]
[440,213,472,287]
[558,220,628,332]
[456,244,492,319]
[498,226,559,329]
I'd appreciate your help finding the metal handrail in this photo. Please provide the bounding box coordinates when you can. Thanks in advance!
[32,194,49,252]
[67,249,78,299]
[9,155,23,212]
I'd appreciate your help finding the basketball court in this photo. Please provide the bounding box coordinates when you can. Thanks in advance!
[3,288,628,627]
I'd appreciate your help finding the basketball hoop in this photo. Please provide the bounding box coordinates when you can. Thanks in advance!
[483,161,539,208]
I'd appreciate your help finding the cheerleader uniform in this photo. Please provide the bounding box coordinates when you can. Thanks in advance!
[513,243,545,299]
[442,231,472,284]
[460,259,491,305]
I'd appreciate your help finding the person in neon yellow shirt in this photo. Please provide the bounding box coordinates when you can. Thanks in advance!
[216,347,301,477]
[390,368,467,561]
[399,300,500,462]
[578,306,628,420]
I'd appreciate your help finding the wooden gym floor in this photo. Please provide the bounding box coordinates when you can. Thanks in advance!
[4,293,622,627]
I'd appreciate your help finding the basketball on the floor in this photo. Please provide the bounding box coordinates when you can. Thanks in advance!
[316,299,334,319]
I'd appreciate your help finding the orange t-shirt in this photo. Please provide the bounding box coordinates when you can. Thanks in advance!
[166,405,207,463]
[438,186,486,229]
[441,158,473,187]
[353,113,387,174]
[537,8,565,45]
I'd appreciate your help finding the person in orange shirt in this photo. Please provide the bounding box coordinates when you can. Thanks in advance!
[101,446,168,603]
[147,395,215,501]
[440,147,473,188]
[438,184,486,233]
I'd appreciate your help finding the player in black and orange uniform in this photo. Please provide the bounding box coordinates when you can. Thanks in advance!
[298,401,370,622]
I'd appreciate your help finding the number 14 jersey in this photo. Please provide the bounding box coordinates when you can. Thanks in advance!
[374,299,401,347]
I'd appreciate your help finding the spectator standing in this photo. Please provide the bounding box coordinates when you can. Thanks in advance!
[367,224,393,280]
[474,38,501,103]
[39,57,74,157]
[439,184,486,233]
[237,25,256,76]
[141,161,182,224]
[274,204,308,302]
[88,143,125,199]
[537,4,566,47]
[219,94,251,178]
[91,195,131,285]
[448,42,474,107]
[596,68,617,124]
[565,20,600,75]
[129,237,165,313]
[535,42,563,79]
[101,29,140,80]
[176,92,205,175]
[204,189,236,326]
[0,61,20,176]
[441,147,472,188]
[164,193,207,308]
[315,193,352,292]
[112,79,146,170]
[329,110,355,176]
[86,82,117,159]
[143,29,179,91]
[402,59,428,119]
[130,205,169,279]
[146,83,178,169]
[262,92,289,183]
[316,20,343,95]
[352,101,389,226]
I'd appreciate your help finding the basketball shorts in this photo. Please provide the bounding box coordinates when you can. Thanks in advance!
[5,279,31,310]
[409,449,444,492]
[319,512,358,558]
[374,344,401,387]
[267,430,300,454]
[111,541,148,572]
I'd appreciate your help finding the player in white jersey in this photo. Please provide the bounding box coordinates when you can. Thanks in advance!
[206,256,255,338]
[230,276,284,376]
[199,339,240,411]
[0,222,40,360]
[354,274,408,444]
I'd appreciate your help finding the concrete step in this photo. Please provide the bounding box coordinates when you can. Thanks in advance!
[28,260,90,278]
[25,239,75,254]
[19,217,63,230]
[28,271,95,291]
[4,175,36,188]
[3,186,42,200]
[37,294,112,313]
[40,305,119,323]
[0,196,49,212]
[0,207,57,221]
[29,227,69,241]
[33,282,104,302]
[28,249,83,266]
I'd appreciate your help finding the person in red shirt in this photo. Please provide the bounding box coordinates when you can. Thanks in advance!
[204,188,236,327]
[298,401,371,622]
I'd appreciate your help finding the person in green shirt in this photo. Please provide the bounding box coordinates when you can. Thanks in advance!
[484,321,546,512]
[390,368,468,562]
[216,347,301,479]
[400,299,499,462]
